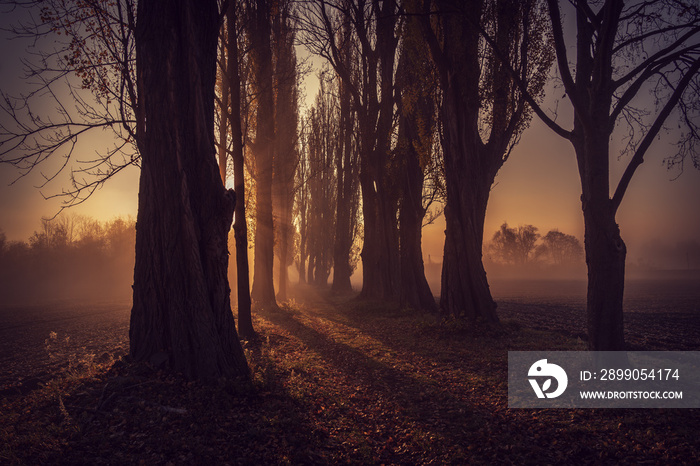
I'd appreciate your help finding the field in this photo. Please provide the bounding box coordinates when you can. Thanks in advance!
[1,277,698,464]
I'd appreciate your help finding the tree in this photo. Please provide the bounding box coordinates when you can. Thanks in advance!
[300,0,402,301]
[536,230,583,265]
[248,0,277,307]
[489,222,540,265]
[396,4,439,311]
[421,0,552,320]
[331,21,361,295]
[129,0,249,380]
[304,86,337,286]
[272,0,300,302]
[508,0,700,350]
[218,0,255,339]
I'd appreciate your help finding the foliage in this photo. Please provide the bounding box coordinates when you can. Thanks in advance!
[536,229,584,265]
[488,222,540,265]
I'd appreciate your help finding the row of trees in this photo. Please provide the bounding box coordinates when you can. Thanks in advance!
[0,215,135,302]
[1,0,698,378]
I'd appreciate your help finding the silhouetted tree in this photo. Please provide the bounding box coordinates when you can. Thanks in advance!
[295,123,311,283]
[129,0,249,380]
[272,1,300,301]
[489,223,540,265]
[300,0,402,301]
[396,5,439,311]
[421,0,552,320]
[331,22,361,295]
[217,0,255,339]
[536,230,583,265]
[496,0,700,349]
[248,0,277,307]
[305,84,338,286]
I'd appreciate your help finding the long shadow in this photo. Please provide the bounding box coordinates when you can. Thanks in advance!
[257,301,700,464]
[257,305,557,463]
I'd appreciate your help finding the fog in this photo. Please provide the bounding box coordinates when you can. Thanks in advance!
[0,215,135,305]
[4,211,697,307]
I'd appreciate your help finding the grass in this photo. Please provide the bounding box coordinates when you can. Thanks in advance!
[1,289,698,464]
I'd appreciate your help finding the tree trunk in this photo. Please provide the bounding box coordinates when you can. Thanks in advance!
[249,0,277,307]
[399,143,437,311]
[583,202,626,350]
[440,201,498,321]
[277,226,289,300]
[357,2,400,303]
[298,214,307,284]
[271,4,297,303]
[437,81,498,321]
[396,19,437,312]
[130,0,249,380]
[226,2,254,340]
[358,162,400,301]
[331,101,354,294]
[575,133,626,350]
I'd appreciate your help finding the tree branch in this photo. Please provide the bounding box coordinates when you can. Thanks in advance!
[611,58,700,214]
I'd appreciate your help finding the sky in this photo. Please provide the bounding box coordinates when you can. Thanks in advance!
[1,5,699,270]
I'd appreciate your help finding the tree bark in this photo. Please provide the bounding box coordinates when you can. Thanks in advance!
[249,0,277,307]
[357,2,400,301]
[331,82,355,294]
[398,138,437,312]
[438,89,498,321]
[130,0,249,380]
[583,198,626,351]
[574,131,626,350]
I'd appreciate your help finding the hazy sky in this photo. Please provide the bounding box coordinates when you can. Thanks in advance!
[1,6,699,268]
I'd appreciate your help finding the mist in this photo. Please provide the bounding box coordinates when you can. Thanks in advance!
[0,214,135,305]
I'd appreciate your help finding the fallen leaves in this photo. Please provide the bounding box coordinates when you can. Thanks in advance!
[1,288,699,464]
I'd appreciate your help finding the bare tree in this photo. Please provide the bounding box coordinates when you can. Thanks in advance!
[489,222,540,265]
[272,0,300,302]
[299,0,402,301]
[536,230,583,266]
[305,84,338,286]
[331,21,361,294]
[500,0,700,350]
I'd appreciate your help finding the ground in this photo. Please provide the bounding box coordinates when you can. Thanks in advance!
[1,284,699,464]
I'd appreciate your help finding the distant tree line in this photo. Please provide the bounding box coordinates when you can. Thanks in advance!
[487,223,584,267]
[0,215,135,303]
